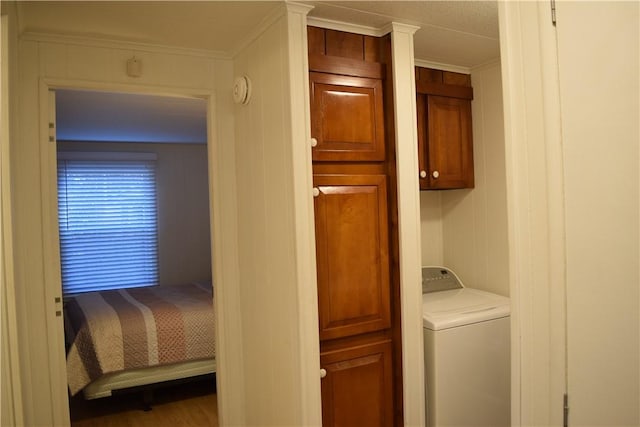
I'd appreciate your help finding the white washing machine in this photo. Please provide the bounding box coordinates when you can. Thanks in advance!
[422,266,511,427]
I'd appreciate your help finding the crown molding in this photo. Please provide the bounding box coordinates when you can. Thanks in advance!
[306,16,385,37]
[19,32,228,59]
[471,57,501,72]
[229,2,289,58]
[414,59,471,74]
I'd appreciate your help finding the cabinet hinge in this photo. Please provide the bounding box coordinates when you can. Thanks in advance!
[550,0,557,26]
[563,393,569,427]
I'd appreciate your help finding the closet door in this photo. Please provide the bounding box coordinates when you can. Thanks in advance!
[556,2,639,425]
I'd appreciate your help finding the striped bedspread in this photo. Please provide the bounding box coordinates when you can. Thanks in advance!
[65,282,215,396]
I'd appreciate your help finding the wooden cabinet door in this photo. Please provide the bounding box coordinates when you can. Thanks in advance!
[423,95,474,189]
[416,93,429,190]
[314,174,391,341]
[310,72,385,161]
[321,339,393,427]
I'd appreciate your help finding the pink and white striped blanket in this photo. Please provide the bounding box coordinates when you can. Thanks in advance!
[65,282,215,396]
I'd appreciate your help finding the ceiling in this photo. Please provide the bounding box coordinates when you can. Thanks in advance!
[55,90,208,144]
[18,1,499,144]
[17,1,499,66]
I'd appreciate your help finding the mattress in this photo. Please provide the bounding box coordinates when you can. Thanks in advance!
[65,282,216,396]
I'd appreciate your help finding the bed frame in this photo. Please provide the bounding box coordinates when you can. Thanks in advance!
[82,358,216,399]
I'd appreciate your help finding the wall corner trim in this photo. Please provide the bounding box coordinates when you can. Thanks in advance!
[285,1,314,15]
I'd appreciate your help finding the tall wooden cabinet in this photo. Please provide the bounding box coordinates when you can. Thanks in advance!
[309,27,402,426]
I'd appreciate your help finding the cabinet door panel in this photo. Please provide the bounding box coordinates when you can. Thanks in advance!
[321,340,393,427]
[314,174,390,340]
[426,95,474,189]
[310,72,385,161]
[416,93,429,190]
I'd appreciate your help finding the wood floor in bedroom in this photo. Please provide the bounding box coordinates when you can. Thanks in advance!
[69,378,218,427]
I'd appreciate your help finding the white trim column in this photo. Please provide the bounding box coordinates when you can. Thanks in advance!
[1,10,25,427]
[284,2,323,426]
[387,22,426,427]
[498,2,567,426]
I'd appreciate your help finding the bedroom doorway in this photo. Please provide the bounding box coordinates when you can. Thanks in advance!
[51,88,219,426]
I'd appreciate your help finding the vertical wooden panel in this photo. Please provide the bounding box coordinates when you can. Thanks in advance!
[380,32,404,427]
[364,36,381,63]
[443,71,471,87]
[307,26,326,56]
[325,29,364,60]
[418,67,443,84]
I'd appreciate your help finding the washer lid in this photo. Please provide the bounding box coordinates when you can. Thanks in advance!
[422,288,511,330]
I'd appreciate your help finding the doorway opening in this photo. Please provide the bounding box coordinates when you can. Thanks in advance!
[52,88,219,426]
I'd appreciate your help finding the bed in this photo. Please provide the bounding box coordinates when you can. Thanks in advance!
[65,281,216,399]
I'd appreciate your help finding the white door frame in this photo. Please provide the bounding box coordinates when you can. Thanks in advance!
[498,2,567,426]
[38,79,238,426]
[1,13,24,427]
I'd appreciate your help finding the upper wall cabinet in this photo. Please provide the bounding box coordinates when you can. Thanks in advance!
[416,66,475,190]
[310,72,385,161]
[308,27,386,162]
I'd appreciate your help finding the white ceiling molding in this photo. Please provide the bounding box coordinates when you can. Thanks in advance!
[230,3,289,58]
[19,32,228,59]
[470,57,501,72]
[414,59,472,75]
[306,16,386,37]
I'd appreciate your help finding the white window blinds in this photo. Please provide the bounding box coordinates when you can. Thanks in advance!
[57,152,159,295]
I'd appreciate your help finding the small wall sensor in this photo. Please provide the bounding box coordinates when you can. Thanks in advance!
[126,57,142,78]
[233,76,252,105]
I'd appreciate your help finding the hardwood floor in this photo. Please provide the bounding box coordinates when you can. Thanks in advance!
[70,378,218,427]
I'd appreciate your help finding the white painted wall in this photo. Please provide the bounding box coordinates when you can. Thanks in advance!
[556,2,639,425]
[231,5,321,425]
[441,61,509,296]
[418,61,509,297]
[420,191,444,266]
[57,141,212,287]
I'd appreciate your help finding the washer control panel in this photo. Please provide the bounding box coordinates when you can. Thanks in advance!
[422,266,464,294]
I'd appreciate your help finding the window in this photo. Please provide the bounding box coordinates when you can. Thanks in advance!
[57,152,158,295]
